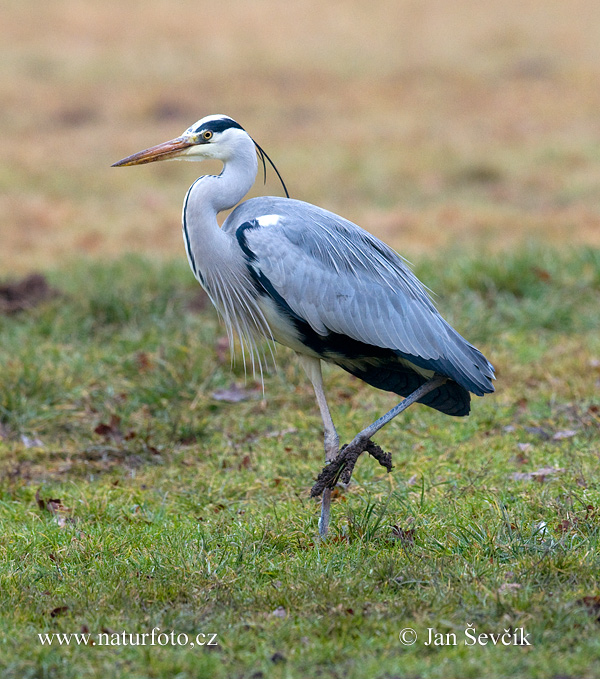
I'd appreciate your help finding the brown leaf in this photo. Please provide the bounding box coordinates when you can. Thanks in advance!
[50,606,69,618]
[331,603,354,615]
[327,535,350,544]
[36,489,72,525]
[557,519,576,534]
[579,595,600,621]
[35,488,65,514]
[80,624,94,644]
[238,454,252,470]
[533,267,552,282]
[510,466,564,482]
[0,274,59,314]
[135,351,152,372]
[94,414,122,441]
[35,488,46,511]
[391,525,416,547]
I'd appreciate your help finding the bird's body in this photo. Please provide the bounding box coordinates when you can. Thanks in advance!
[219,195,492,415]
[114,114,495,537]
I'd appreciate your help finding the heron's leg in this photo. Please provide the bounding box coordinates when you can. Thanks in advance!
[297,354,339,538]
[348,376,447,449]
[311,376,448,497]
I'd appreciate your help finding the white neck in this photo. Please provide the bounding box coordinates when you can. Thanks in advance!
[182,136,258,281]
[181,139,273,375]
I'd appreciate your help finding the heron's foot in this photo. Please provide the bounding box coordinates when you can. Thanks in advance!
[310,438,392,498]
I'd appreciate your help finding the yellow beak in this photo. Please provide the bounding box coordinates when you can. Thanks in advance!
[112,136,195,167]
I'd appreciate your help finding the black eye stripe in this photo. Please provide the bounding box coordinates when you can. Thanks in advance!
[194,118,245,135]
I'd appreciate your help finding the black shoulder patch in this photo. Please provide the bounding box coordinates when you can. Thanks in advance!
[194,118,245,135]
[235,220,262,261]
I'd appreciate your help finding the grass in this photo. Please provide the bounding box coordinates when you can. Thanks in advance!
[1,247,599,678]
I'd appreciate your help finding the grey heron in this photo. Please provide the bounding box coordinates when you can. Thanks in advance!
[113,114,495,538]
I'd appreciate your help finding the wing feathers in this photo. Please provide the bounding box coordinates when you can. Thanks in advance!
[227,197,495,396]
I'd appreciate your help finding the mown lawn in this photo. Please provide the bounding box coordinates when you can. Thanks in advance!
[0,247,599,678]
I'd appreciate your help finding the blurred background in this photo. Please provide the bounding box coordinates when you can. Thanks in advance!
[3,0,600,274]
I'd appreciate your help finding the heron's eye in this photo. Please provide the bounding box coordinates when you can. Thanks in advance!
[201,130,213,141]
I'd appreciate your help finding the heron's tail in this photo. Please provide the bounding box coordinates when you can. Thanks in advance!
[340,363,471,417]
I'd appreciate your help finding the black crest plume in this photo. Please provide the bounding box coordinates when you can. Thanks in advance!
[253,140,290,199]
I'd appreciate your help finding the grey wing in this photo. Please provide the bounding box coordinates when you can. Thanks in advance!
[229,197,495,396]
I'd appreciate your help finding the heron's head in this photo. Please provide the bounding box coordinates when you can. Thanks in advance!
[113,114,289,197]
[112,114,256,166]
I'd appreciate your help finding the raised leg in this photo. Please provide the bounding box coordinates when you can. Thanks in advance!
[297,354,339,539]
[311,376,448,497]
[347,375,447,449]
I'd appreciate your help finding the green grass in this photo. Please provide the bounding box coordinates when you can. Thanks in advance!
[1,247,599,678]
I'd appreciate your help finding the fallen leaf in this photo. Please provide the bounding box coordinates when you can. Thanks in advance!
[21,435,44,449]
[0,274,58,314]
[517,442,533,453]
[552,429,577,440]
[211,383,261,403]
[35,489,72,525]
[135,351,153,372]
[238,455,252,470]
[36,488,65,513]
[524,426,552,440]
[578,596,600,621]
[263,427,297,438]
[80,624,94,644]
[497,583,522,595]
[557,519,576,534]
[331,603,354,615]
[510,466,564,482]
[391,525,416,547]
[94,414,122,441]
[35,488,46,511]
[50,606,69,618]
[533,267,552,282]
